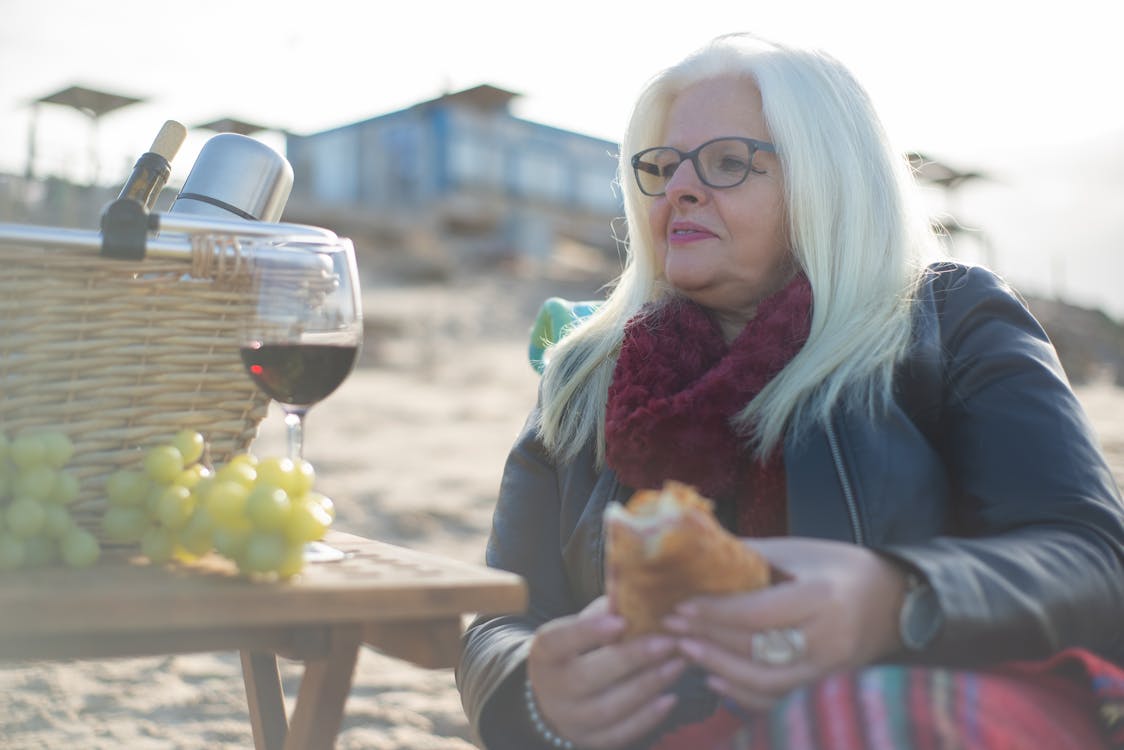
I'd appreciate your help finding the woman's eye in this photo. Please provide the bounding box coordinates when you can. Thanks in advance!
[717,156,749,174]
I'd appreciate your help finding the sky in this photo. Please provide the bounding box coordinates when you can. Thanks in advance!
[2,0,1123,317]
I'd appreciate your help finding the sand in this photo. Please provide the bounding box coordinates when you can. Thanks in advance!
[1,268,1122,750]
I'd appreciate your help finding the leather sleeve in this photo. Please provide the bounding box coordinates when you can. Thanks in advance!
[455,404,578,749]
[881,263,1124,664]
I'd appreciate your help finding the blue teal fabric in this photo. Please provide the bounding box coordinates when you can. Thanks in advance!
[527,298,600,373]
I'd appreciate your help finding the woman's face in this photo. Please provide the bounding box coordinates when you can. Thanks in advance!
[648,76,791,337]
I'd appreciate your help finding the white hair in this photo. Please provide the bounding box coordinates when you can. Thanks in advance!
[539,32,937,462]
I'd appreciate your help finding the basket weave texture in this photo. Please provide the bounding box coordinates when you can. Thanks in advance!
[0,236,270,538]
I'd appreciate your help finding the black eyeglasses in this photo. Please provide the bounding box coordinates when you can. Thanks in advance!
[631,136,776,196]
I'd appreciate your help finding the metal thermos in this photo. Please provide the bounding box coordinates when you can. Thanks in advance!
[168,133,293,222]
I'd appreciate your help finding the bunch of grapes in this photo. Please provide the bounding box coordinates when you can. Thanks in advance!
[101,428,210,564]
[102,429,335,579]
[196,452,335,578]
[0,430,101,570]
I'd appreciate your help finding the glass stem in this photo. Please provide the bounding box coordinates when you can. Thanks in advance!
[283,408,308,461]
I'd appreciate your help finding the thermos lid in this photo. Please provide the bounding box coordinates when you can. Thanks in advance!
[169,133,293,222]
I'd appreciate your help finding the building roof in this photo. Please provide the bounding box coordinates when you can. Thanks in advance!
[34,85,144,118]
[195,117,273,135]
[421,84,521,113]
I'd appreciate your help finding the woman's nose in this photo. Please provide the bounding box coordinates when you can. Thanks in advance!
[663,159,706,203]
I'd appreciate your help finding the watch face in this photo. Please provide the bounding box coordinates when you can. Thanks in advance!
[901,583,943,651]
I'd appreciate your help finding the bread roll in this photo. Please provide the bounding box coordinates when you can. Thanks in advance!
[604,480,772,638]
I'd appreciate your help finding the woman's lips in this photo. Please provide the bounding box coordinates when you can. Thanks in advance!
[668,221,717,246]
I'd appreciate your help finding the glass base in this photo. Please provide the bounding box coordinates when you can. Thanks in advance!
[304,540,346,563]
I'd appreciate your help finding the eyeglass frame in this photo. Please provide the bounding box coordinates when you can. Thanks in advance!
[630,136,776,197]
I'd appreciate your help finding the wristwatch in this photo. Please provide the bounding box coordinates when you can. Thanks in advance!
[899,573,944,652]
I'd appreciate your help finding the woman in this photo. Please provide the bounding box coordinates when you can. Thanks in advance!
[457,33,1124,750]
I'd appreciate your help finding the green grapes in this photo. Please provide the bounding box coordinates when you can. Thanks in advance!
[276,543,305,579]
[214,460,257,489]
[99,430,336,579]
[144,445,185,484]
[22,536,57,567]
[177,464,210,490]
[242,532,286,574]
[0,429,102,570]
[177,509,215,559]
[6,496,47,538]
[9,434,47,469]
[187,448,336,579]
[255,457,298,495]
[0,533,26,571]
[284,495,332,544]
[105,470,149,507]
[211,523,251,560]
[155,485,195,530]
[246,486,291,532]
[204,481,251,527]
[41,432,74,469]
[51,471,80,505]
[101,505,148,543]
[0,427,336,579]
[140,525,175,565]
[42,504,74,539]
[171,429,205,466]
[14,465,57,502]
[60,527,100,568]
[103,431,208,565]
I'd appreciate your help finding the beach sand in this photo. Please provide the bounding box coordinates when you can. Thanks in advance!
[1,267,1122,750]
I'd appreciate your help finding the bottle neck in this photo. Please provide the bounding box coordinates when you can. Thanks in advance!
[118,152,172,209]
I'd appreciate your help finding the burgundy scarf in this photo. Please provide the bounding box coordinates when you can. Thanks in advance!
[604,274,813,536]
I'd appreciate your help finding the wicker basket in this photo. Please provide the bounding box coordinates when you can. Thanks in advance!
[0,228,272,539]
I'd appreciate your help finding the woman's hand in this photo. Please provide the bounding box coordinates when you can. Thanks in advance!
[663,537,909,712]
[527,596,687,749]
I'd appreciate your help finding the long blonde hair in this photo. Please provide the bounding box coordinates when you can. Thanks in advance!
[539,33,936,463]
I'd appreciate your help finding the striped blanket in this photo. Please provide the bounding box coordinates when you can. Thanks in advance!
[651,649,1124,749]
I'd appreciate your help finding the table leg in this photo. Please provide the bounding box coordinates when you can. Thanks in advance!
[242,650,289,750]
[284,623,363,750]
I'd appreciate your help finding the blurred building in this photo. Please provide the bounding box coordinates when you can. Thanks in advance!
[1,84,623,277]
[282,84,622,276]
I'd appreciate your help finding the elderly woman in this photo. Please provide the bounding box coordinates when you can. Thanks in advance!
[456,33,1124,750]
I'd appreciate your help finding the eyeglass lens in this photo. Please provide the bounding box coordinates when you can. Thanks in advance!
[634,138,765,196]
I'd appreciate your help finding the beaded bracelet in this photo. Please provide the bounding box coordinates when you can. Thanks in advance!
[524,676,576,750]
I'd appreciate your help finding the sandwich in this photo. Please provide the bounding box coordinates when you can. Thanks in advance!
[604,480,773,638]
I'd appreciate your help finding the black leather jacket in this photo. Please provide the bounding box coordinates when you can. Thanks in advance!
[456,263,1124,749]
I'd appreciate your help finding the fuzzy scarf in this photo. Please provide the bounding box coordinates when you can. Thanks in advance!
[604,274,813,536]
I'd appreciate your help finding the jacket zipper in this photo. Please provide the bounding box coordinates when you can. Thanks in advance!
[826,419,864,545]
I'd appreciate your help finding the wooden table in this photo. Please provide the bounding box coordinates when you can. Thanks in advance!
[0,530,526,750]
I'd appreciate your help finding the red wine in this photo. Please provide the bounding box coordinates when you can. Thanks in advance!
[240,343,357,406]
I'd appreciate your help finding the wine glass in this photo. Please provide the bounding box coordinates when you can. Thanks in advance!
[238,234,363,461]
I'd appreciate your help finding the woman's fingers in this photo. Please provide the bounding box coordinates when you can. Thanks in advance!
[582,692,679,748]
[656,537,915,715]
[572,633,680,694]
[529,596,691,747]
[571,653,688,747]
[533,598,625,665]
[671,578,824,631]
[676,636,818,710]
[534,615,681,691]
[662,583,820,675]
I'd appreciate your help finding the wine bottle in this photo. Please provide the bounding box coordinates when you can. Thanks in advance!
[117,120,187,210]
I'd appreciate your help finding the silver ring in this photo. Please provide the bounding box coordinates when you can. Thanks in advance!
[750,627,807,666]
